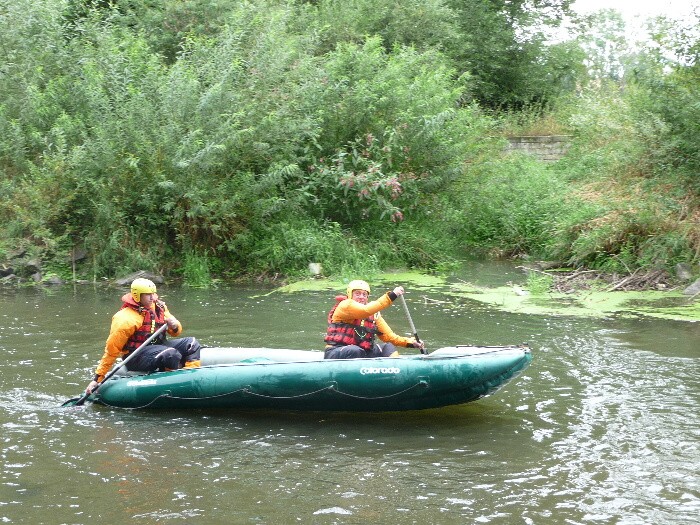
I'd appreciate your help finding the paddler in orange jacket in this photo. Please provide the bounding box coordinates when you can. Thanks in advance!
[85,278,201,394]
[324,279,425,359]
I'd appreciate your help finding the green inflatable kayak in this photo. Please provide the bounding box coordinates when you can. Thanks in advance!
[86,345,532,412]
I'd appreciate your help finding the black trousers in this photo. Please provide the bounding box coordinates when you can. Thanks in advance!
[324,342,397,359]
[126,336,201,372]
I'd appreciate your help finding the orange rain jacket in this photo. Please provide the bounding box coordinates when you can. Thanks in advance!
[93,293,182,381]
[326,291,416,348]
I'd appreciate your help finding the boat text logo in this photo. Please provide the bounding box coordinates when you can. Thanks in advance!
[360,366,401,375]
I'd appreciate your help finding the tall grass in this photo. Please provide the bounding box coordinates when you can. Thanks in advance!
[447,155,573,259]
[182,251,213,288]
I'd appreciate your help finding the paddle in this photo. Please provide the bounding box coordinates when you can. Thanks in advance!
[399,294,426,355]
[62,323,168,407]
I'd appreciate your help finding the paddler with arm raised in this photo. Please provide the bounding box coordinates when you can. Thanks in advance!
[323,279,425,359]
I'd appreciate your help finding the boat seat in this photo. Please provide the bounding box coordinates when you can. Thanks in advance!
[201,347,326,366]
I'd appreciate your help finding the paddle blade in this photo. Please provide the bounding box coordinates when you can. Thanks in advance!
[61,393,91,407]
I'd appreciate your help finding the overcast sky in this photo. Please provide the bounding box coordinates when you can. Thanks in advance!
[571,0,698,21]
[553,0,699,43]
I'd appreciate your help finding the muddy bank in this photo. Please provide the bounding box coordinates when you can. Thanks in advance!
[518,264,700,296]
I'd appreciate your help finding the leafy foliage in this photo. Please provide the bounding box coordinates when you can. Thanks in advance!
[0,0,698,283]
[445,0,576,108]
[447,155,574,258]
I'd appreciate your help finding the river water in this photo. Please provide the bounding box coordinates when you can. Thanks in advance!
[1,263,699,524]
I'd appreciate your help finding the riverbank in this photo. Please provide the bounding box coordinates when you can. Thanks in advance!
[517,264,700,296]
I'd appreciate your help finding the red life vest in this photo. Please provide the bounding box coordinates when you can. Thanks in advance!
[120,295,167,354]
[324,296,379,351]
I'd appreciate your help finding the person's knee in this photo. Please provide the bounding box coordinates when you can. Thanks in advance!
[175,337,201,360]
[325,345,365,359]
[185,337,201,360]
[154,348,182,371]
[380,343,397,357]
[169,337,201,367]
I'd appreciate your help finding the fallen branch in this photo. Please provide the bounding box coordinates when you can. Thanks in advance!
[606,268,642,292]
[561,269,599,282]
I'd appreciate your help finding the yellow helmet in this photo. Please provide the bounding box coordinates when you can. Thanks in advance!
[346,279,370,297]
[131,278,157,302]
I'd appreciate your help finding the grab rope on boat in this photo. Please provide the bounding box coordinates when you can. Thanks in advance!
[97,379,431,410]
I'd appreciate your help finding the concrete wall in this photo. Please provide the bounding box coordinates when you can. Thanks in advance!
[506,135,572,162]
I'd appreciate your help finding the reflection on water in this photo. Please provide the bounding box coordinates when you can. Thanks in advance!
[1,277,699,524]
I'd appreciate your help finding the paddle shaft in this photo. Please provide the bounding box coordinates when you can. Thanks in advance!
[399,294,425,354]
[72,323,168,406]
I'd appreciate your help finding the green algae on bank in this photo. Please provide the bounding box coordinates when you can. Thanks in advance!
[272,273,700,322]
[449,282,700,322]
[274,272,446,294]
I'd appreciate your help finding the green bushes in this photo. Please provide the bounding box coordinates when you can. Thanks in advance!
[630,69,700,188]
[550,182,698,273]
[0,0,698,284]
[544,79,700,273]
[229,219,382,280]
[181,250,214,288]
[448,155,573,258]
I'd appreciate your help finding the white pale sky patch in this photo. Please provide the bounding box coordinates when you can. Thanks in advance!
[571,0,697,21]
[546,0,699,44]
